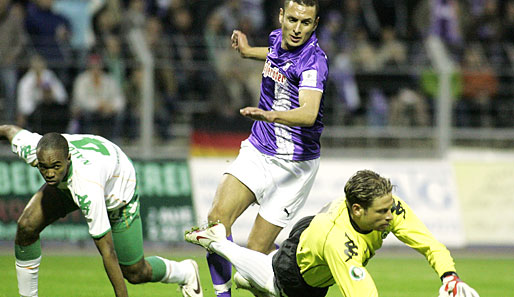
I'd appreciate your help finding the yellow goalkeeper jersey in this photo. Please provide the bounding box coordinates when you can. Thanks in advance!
[296,195,456,296]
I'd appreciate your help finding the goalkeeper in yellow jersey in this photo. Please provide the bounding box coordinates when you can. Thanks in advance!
[185,169,480,297]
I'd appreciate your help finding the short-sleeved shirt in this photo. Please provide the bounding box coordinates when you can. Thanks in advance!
[296,196,457,296]
[248,29,329,161]
[11,130,137,238]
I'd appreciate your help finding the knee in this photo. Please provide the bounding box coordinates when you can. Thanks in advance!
[16,215,39,243]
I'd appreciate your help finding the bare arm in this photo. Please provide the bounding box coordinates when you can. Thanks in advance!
[0,125,23,143]
[240,89,322,127]
[93,231,128,297]
[231,30,269,61]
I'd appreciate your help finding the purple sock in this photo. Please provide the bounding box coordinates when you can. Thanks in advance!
[207,234,233,296]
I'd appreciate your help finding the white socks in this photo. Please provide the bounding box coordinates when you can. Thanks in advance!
[158,256,189,284]
[211,241,278,294]
[213,281,232,294]
[16,256,41,297]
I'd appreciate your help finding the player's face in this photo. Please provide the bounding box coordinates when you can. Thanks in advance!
[279,1,318,50]
[36,149,70,186]
[359,193,394,232]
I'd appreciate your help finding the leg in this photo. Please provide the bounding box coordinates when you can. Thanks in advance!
[16,185,78,297]
[208,174,256,235]
[247,156,320,254]
[207,174,256,296]
[114,214,202,296]
[120,254,200,288]
[186,223,278,296]
[247,214,283,254]
[210,241,278,296]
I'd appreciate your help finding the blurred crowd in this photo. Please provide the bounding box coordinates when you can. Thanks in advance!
[1,0,513,143]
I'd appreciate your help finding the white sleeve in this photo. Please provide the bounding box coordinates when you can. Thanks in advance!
[73,178,111,238]
[11,129,42,165]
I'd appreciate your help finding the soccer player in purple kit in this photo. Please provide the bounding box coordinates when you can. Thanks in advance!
[204,0,328,296]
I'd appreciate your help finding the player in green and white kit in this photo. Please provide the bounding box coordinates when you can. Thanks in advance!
[0,125,203,297]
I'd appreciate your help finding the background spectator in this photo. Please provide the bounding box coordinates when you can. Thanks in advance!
[53,0,95,70]
[70,53,125,140]
[318,10,361,124]
[123,64,173,141]
[16,54,68,133]
[101,34,126,88]
[204,2,261,118]
[162,5,213,102]
[502,0,514,44]
[375,26,408,70]
[0,0,26,123]
[351,28,379,72]
[366,88,389,127]
[389,88,430,127]
[456,45,498,127]
[91,0,123,49]
[0,0,511,146]
[25,0,72,87]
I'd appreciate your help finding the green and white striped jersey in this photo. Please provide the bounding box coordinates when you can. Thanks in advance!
[11,129,137,238]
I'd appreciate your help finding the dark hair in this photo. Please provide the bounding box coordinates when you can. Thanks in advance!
[344,170,393,209]
[284,0,319,17]
[37,133,69,159]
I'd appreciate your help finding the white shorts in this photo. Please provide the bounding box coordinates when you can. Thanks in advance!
[226,140,320,227]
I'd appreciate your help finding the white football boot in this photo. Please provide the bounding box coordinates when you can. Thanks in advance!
[179,259,203,297]
[184,222,227,253]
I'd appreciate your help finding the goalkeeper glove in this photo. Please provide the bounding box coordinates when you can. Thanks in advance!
[438,273,480,297]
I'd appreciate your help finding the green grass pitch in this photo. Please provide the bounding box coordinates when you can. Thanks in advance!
[0,248,512,296]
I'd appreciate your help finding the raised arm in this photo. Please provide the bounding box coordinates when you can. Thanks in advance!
[0,124,23,144]
[231,30,268,60]
[93,231,128,297]
[239,89,322,127]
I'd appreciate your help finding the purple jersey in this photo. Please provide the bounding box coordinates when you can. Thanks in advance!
[248,29,328,161]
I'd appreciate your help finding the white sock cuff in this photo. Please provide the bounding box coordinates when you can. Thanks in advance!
[16,256,41,297]
[16,256,42,268]
[213,281,232,293]
[160,258,189,284]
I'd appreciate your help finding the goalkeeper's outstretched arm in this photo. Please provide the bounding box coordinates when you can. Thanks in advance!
[438,272,480,297]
